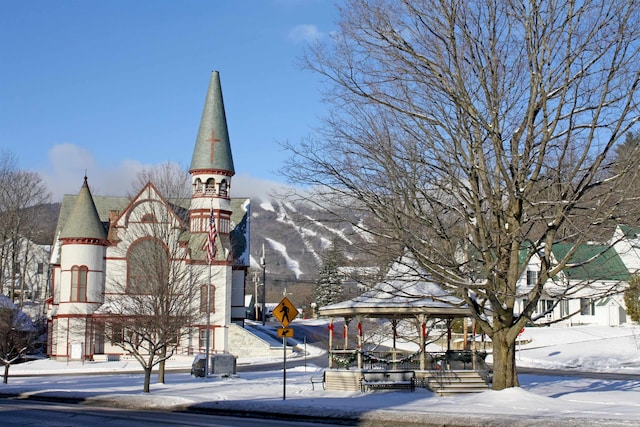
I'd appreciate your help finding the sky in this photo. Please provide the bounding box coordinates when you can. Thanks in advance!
[1,0,339,202]
[4,321,640,425]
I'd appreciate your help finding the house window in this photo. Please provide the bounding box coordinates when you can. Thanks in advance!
[580,298,595,316]
[200,284,215,313]
[71,265,88,302]
[559,300,570,317]
[537,299,554,314]
[526,270,538,287]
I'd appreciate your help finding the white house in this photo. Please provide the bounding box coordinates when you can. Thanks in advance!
[516,241,630,327]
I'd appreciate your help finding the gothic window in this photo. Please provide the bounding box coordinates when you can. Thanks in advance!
[200,284,215,313]
[127,238,168,294]
[70,265,88,302]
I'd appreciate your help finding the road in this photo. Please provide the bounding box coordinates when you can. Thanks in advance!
[0,399,352,427]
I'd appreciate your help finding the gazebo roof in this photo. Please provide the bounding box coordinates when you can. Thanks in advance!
[318,254,471,318]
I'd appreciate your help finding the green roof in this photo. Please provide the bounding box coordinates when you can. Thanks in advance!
[619,225,640,238]
[552,243,630,281]
[59,178,107,240]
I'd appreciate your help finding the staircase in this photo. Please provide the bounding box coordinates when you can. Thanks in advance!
[228,323,294,358]
[422,370,490,395]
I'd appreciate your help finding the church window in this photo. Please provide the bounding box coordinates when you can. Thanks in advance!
[199,327,214,350]
[111,322,124,344]
[127,238,169,294]
[205,178,216,194]
[194,178,203,193]
[141,213,156,223]
[71,265,88,302]
[219,180,228,197]
[200,284,215,313]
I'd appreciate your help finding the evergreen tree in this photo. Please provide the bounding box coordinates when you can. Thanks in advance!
[314,242,345,308]
[624,275,640,323]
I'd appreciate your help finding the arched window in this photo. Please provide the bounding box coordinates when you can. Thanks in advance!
[200,284,215,313]
[218,180,228,197]
[205,178,216,194]
[127,238,168,294]
[194,178,203,193]
[71,265,88,302]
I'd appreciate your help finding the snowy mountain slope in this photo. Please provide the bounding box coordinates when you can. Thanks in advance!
[249,198,374,285]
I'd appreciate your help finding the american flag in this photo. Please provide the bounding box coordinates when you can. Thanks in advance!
[206,209,217,264]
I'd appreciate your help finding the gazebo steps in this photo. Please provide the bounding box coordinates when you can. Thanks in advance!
[422,370,490,395]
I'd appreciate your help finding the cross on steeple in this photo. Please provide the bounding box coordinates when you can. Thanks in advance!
[206,130,221,164]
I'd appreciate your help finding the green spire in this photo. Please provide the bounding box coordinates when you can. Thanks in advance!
[60,177,106,240]
[189,71,235,174]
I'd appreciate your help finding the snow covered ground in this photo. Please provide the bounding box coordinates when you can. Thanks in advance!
[2,321,640,426]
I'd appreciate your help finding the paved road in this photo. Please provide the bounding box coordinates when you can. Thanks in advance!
[0,399,352,427]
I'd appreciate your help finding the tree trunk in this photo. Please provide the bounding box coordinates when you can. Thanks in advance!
[3,364,9,384]
[490,329,519,390]
[143,367,152,393]
[158,349,166,384]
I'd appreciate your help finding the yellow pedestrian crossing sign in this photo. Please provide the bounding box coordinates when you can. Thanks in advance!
[273,297,298,327]
[278,328,294,338]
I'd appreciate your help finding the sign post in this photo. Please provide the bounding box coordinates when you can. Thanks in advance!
[273,297,298,400]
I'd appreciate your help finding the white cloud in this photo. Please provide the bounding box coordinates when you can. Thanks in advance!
[232,173,296,202]
[41,143,146,201]
[287,24,324,44]
[41,143,296,203]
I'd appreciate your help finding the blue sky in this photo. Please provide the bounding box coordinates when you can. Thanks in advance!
[1,0,338,201]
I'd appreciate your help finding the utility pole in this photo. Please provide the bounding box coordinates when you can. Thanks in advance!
[261,243,266,326]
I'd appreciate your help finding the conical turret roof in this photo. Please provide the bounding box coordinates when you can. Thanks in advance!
[189,71,235,174]
[59,177,106,240]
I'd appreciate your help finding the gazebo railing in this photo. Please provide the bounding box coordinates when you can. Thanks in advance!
[328,349,488,371]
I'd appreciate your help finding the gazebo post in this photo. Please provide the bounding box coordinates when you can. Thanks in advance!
[356,316,363,369]
[391,318,398,369]
[419,314,427,371]
[343,317,350,351]
[328,317,334,369]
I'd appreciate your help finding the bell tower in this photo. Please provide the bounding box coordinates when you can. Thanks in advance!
[189,71,235,245]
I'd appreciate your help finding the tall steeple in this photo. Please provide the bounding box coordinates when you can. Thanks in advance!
[189,71,236,256]
[189,70,235,175]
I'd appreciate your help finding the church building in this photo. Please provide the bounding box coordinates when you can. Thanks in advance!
[46,71,250,361]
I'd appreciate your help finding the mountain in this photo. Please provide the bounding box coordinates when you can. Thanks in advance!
[247,198,379,300]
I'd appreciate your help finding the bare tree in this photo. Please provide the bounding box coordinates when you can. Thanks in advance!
[284,0,640,389]
[0,295,39,383]
[0,151,50,305]
[101,181,200,393]
[128,162,191,200]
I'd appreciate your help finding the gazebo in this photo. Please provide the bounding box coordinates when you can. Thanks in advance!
[317,255,490,393]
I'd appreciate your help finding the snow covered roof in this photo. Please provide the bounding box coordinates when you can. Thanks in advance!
[319,254,470,318]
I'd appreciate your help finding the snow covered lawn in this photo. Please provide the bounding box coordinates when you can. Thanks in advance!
[1,323,640,426]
